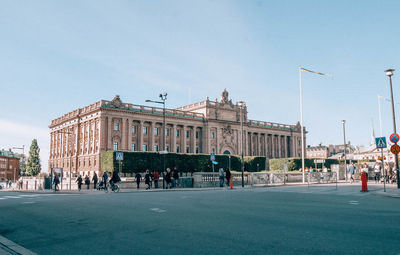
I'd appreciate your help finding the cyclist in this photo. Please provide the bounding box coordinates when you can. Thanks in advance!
[110,170,121,190]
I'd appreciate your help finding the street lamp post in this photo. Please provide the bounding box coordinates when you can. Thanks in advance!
[57,128,73,190]
[385,69,400,189]
[342,120,347,182]
[238,101,245,187]
[146,92,167,189]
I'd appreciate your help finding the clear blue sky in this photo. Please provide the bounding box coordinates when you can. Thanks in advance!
[1,0,400,171]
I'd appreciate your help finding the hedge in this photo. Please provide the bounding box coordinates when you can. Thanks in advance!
[269,158,340,171]
[101,151,267,173]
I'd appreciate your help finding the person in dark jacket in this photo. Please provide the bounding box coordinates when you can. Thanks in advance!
[85,175,90,189]
[172,167,179,188]
[225,168,231,187]
[76,175,83,191]
[92,173,98,189]
[144,170,151,190]
[165,168,172,189]
[102,172,108,190]
[135,172,142,189]
[153,171,160,189]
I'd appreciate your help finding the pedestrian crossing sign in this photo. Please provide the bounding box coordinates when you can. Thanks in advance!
[116,152,124,161]
[375,137,387,149]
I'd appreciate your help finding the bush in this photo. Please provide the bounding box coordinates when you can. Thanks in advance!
[101,151,267,173]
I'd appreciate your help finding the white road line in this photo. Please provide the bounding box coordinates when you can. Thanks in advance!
[3,196,21,199]
[0,234,37,255]
[150,208,166,213]
[22,202,36,204]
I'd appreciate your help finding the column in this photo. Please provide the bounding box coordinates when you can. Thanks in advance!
[149,122,155,151]
[107,118,112,150]
[120,119,125,150]
[172,124,177,153]
[264,134,267,157]
[284,136,287,158]
[128,119,132,151]
[182,125,187,153]
[191,126,196,153]
[271,135,275,158]
[278,135,282,158]
[138,121,143,151]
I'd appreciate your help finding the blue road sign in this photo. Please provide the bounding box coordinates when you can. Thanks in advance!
[210,152,215,161]
[212,160,218,165]
[116,152,124,161]
[375,137,387,149]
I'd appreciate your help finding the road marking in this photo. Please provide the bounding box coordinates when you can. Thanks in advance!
[150,208,166,213]
[3,196,21,199]
[348,200,359,205]
[0,234,37,255]
[22,202,36,204]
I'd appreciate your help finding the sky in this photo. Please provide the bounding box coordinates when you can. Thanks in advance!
[1,0,400,172]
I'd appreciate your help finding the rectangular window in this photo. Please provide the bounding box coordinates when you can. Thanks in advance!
[142,144,147,151]
[176,130,180,137]
[186,147,190,153]
[131,144,135,151]
[155,127,158,135]
[166,146,169,152]
[113,142,118,150]
[154,145,158,152]
[176,146,180,153]
[186,130,189,138]
[211,132,215,139]
[196,147,199,153]
[166,128,169,136]
[132,125,136,134]
[114,123,119,131]
[143,126,148,135]
[196,131,199,139]
[212,148,215,153]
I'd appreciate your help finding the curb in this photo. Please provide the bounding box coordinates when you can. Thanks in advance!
[0,235,37,255]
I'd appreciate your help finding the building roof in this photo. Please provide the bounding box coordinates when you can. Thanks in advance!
[0,149,19,159]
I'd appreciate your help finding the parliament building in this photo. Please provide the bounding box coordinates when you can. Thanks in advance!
[49,90,305,177]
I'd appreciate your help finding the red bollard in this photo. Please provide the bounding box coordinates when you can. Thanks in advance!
[230,175,233,189]
[361,172,368,192]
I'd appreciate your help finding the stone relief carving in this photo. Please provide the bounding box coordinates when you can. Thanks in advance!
[111,95,123,108]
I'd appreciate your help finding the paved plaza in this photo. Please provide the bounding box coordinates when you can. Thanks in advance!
[1,184,400,255]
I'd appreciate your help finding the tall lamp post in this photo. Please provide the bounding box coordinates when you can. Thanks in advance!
[342,120,347,182]
[238,101,245,187]
[146,92,167,189]
[57,128,73,190]
[385,69,400,189]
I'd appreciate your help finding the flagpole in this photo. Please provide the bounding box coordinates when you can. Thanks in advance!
[299,67,305,183]
[378,95,383,137]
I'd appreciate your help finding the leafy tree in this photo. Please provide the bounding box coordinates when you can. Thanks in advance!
[26,139,41,176]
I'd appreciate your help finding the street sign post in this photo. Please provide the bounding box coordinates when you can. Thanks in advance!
[375,137,387,149]
[116,152,124,173]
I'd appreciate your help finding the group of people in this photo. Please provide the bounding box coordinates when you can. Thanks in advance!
[74,171,121,191]
[347,162,397,184]
[134,167,179,190]
[218,167,232,187]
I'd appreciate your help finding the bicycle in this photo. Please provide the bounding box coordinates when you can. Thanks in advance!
[106,181,120,193]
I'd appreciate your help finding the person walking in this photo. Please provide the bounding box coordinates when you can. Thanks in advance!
[374,162,381,183]
[348,163,356,183]
[219,167,225,187]
[144,170,151,190]
[54,174,60,191]
[85,175,90,189]
[135,172,142,189]
[361,163,369,181]
[153,171,159,189]
[76,175,83,191]
[92,172,98,189]
[225,168,231,187]
[165,168,172,189]
[172,167,179,188]
[102,172,108,190]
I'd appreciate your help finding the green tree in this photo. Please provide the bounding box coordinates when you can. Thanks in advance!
[26,139,41,176]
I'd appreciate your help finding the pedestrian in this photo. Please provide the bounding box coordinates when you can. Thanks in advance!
[135,172,142,189]
[153,171,159,189]
[348,163,355,183]
[361,163,369,181]
[76,175,83,191]
[322,166,328,173]
[165,168,172,189]
[102,172,108,190]
[172,167,179,188]
[144,170,151,190]
[92,172,98,189]
[54,174,60,191]
[85,175,90,189]
[219,167,225,187]
[374,162,381,183]
[8,179,12,189]
[225,168,231,187]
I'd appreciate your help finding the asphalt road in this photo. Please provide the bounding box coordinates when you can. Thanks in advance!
[0,185,399,255]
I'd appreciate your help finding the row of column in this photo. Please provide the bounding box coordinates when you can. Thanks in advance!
[245,132,296,158]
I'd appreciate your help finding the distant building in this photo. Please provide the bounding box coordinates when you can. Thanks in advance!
[306,143,354,159]
[0,149,20,181]
[49,90,305,177]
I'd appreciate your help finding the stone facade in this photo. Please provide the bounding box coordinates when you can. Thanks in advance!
[49,90,305,177]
